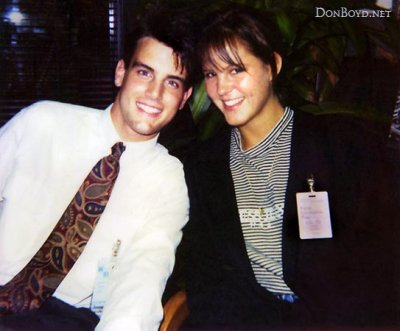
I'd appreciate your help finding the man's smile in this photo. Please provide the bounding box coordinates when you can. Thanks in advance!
[136,101,162,115]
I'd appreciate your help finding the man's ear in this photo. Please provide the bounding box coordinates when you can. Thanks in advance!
[115,59,126,87]
[274,52,282,75]
[179,87,193,110]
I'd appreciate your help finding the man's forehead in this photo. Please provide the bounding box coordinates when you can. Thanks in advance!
[131,37,187,78]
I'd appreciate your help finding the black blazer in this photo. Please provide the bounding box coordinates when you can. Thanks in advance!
[183,110,398,329]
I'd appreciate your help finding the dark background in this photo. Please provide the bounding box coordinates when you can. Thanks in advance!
[0,0,399,151]
[0,0,139,126]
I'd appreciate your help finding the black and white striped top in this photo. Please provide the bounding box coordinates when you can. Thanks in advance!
[230,107,295,297]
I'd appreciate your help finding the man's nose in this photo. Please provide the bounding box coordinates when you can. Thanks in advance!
[146,79,163,99]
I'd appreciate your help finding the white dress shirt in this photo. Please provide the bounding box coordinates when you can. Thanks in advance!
[0,101,189,331]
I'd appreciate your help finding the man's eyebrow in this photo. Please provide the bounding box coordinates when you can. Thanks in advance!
[131,61,186,83]
[167,74,186,84]
[131,61,153,72]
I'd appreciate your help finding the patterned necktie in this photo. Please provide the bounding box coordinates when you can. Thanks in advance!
[0,142,125,315]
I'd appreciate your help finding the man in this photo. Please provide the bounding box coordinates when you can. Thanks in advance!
[0,5,198,330]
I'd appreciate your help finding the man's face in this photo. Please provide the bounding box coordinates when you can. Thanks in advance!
[111,37,192,142]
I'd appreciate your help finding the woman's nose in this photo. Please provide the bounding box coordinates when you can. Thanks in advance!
[217,75,234,96]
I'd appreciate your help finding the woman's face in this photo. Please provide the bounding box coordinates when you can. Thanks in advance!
[203,40,278,131]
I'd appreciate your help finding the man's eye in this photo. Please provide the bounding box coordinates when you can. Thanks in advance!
[204,71,215,79]
[137,69,150,77]
[167,80,180,89]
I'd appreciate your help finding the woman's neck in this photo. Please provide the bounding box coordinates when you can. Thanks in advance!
[239,99,285,151]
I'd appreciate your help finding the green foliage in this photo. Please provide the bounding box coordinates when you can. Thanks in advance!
[134,0,400,140]
[200,0,399,139]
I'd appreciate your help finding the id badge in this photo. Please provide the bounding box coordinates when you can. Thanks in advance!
[296,176,332,239]
[90,258,114,316]
[90,240,121,316]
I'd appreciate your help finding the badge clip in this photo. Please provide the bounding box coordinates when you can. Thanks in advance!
[296,175,332,240]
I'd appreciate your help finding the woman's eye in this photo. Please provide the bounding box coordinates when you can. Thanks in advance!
[231,67,244,74]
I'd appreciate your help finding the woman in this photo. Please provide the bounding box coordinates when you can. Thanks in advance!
[183,3,397,330]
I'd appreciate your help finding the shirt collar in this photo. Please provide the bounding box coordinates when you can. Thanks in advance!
[232,107,294,157]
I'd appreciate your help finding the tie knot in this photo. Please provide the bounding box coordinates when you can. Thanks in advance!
[111,142,125,159]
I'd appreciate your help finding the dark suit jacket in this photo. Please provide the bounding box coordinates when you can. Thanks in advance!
[183,110,398,329]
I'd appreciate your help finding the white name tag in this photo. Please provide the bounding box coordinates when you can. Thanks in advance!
[296,191,332,239]
[90,240,121,316]
[90,257,116,316]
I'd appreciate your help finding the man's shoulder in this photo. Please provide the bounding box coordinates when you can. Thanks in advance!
[13,101,107,134]
[1,101,109,145]
[141,143,186,190]
[152,143,185,172]
[23,100,103,119]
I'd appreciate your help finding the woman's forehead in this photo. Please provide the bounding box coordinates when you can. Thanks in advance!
[202,39,247,69]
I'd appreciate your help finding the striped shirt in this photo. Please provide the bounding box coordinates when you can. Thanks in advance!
[230,107,296,298]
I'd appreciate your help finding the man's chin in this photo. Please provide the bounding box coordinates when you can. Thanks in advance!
[131,123,160,138]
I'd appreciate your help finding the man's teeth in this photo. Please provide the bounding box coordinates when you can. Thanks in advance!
[138,102,161,114]
[224,98,243,107]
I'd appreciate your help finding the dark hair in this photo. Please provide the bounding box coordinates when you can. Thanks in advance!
[199,4,283,80]
[122,3,201,89]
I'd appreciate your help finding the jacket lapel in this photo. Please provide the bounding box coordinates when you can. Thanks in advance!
[202,129,257,278]
[282,111,333,289]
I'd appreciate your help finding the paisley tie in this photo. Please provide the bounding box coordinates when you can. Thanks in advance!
[0,142,125,315]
